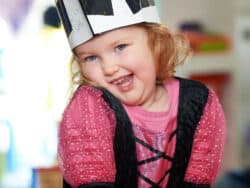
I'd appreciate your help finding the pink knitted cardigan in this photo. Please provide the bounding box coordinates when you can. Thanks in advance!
[58,80,226,187]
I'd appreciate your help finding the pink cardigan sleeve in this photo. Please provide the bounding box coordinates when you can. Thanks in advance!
[184,89,227,184]
[58,86,116,187]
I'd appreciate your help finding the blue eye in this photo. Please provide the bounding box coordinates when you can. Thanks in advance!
[84,55,97,62]
[115,44,127,52]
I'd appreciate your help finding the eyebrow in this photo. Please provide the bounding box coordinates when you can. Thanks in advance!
[76,52,94,61]
[75,46,96,57]
[111,37,131,46]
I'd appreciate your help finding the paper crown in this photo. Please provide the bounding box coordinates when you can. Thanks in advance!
[55,0,160,49]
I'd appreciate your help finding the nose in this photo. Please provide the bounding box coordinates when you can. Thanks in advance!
[101,56,120,76]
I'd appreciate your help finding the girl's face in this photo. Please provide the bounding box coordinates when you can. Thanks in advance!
[75,25,159,108]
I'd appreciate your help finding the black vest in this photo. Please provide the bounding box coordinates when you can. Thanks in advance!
[63,78,210,188]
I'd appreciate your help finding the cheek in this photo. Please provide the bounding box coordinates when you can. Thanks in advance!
[139,59,157,81]
[131,56,156,73]
[81,64,104,83]
[122,54,147,69]
[125,46,155,69]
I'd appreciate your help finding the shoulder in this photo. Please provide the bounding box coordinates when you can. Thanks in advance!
[166,77,208,104]
[175,77,224,119]
[176,77,209,95]
[60,86,107,130]
[63,85,114,120]
[68,85,103,107]
[175,77,209,114]
[60,85,116,135]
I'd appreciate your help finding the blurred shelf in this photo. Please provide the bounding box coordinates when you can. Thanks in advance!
[176,52,234,77]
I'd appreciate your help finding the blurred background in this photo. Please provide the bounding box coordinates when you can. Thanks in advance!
[0,0,249,187]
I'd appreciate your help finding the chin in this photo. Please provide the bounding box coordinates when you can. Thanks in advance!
[121,99,141,106]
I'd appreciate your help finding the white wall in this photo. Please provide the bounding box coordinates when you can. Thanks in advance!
[163,0,234,34]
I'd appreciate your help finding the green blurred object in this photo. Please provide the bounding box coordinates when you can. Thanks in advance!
[0,119,13,182]
[0,152,6,181]
[198,42,227,52]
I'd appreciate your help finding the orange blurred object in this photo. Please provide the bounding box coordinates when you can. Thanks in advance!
[184,31,231,54]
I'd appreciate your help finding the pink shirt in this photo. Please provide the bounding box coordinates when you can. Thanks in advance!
[58,78,226,187]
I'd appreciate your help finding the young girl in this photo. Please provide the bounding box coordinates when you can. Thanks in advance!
[55,0,226,187]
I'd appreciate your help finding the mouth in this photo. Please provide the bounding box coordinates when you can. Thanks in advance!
[110,74,134,91]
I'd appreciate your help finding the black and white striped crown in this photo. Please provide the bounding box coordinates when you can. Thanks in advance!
[55,0,160,49]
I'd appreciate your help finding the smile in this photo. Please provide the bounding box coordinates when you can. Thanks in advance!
[110,74,134,91]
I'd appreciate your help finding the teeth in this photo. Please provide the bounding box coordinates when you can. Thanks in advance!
[113,77,126,85]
